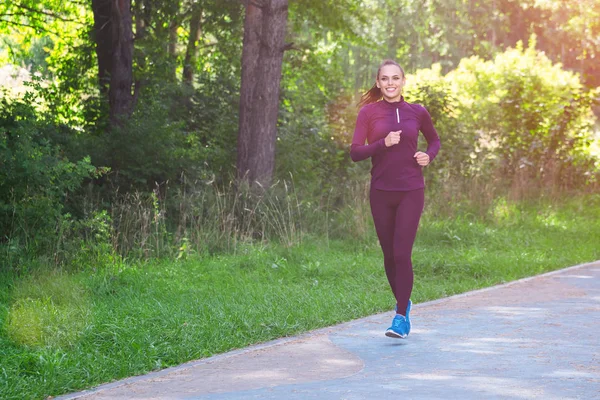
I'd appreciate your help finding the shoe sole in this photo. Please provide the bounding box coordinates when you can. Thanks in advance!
[385,329,407,339]
[406,301,412,332]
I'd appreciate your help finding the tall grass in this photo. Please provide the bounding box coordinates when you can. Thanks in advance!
[104,176,600,258]
[108,179,306,258]
[50,177,371,266]
[4,173,595,272]
[3,168,598,275]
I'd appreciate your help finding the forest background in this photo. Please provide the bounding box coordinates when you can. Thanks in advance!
[1,0,600,398]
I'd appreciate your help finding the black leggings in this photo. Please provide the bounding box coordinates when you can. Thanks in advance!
[369,187,424,315]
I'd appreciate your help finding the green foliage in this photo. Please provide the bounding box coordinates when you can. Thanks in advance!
[183,72,241,183]
[89,87,191,188]
[289,0,364,40]
[449,40,598,190]
[403,41,599,195]
[40,28,101,129]
[0,0,90,79]
[403,64,471,186]
[276,31,360,193]
[81,74,240,192]
[524,0,600,87]
[0,97,100,268]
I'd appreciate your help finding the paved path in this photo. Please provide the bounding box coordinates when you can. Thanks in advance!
[59,261,600,400]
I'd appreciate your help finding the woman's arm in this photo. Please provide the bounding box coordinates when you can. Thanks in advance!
[419,106,441,162]
[350,107,386,162]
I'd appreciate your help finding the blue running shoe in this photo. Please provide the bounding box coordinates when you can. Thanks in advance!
[394,300,412,333]
[406,300,412,333]
[385,314,409,338]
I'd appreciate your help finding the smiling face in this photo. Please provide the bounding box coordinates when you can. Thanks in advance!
[376,64,405,102]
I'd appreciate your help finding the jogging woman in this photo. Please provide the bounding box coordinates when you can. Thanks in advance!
[350,59,441,338]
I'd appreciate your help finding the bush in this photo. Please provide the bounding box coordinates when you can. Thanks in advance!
[83,76,240,192]
[404,39,599,200]
[0,96,99,269]
[449,39,599,194]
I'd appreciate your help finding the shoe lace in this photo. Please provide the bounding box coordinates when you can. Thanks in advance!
[393,315,406,328]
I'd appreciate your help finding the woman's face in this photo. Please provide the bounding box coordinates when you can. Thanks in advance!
[376,65,405,102]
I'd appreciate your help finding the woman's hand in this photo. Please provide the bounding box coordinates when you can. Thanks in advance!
[385,130,401,147]
[414,151,430,166]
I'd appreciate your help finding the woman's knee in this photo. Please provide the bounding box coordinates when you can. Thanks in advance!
[393,252,412,267]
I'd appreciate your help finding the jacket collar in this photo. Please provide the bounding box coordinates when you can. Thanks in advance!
[381,95,405,107]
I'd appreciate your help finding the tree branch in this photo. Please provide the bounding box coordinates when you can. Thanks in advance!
[283,42,298,51]
[0,18,65,36]
[1,12,50,26]
[13,3,86,24]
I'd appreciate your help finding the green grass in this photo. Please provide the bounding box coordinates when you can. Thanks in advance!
[1,195,599,399]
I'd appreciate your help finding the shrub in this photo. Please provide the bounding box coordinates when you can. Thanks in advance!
[448,39,599,194]
[404,39,599,200]
[0,96,99,269]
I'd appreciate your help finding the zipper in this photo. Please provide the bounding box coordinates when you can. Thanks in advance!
[396,108,400,124]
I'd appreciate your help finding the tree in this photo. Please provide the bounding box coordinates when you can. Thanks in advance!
[236,0,289,187]
[182,3,203,85]
[91,0,136,127]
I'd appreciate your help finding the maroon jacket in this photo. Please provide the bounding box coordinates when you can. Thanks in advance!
[350,97,441,191]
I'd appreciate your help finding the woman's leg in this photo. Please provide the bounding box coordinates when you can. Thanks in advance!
[370,187,424,316]
[392,188,424,316]
[369,187,399,301]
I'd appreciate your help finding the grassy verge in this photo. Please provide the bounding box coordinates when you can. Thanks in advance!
[1,195,599,399]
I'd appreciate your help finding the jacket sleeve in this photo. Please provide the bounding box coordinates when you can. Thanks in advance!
[419,106,441,161]
[350,106,386,162]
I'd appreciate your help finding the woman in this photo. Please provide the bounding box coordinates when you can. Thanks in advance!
[350,59,441,338]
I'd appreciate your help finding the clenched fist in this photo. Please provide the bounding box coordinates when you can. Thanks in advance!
[413,151,430,166]
[385,130,402,147]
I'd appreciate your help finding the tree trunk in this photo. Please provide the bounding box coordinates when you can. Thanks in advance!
[92,0,135,127]
[91,0,113,95]
[109,0,135,127]
[133,0,149,75]
[236,0,289,188]
[183,5,203,85]
[168,20,179,57]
